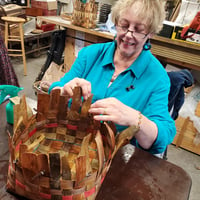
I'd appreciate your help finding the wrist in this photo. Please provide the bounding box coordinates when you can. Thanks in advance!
[136,111,142,131]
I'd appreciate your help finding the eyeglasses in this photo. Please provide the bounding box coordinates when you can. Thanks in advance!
[116,25,148,39]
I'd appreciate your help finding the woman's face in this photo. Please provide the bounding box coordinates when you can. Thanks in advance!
[115,4,150,58]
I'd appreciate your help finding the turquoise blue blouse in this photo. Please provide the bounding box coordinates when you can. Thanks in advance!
[49,41,176,154]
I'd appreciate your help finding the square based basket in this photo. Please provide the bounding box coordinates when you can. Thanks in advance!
[6,87,138,199]
[6,87,118,200]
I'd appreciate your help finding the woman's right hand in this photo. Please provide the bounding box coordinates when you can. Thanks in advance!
[60,78,91,100]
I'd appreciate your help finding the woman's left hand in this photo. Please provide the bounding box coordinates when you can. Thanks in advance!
[89,97,138,127]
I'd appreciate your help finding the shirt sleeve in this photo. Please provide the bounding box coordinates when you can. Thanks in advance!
[139,73,176,154]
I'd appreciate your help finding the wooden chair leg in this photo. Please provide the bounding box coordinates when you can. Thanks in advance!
[4,21,8,48]
[19,23,27,76]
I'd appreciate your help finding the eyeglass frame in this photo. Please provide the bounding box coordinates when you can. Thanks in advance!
[116,25,148,39]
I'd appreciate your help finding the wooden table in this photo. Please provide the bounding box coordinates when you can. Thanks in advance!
[24,30,55,57]
[96,144,192,200]
[37,16,200,71]
[0,102,192,200]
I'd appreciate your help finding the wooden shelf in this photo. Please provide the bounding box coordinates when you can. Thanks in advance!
[37,16,200,71]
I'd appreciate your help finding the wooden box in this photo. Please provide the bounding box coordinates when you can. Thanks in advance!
[172,116,200,155]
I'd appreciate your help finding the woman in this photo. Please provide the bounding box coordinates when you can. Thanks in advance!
[49,0,176,155]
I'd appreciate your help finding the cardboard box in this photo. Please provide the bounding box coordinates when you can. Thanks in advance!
[23,16,36,35]
[31,0,57,10]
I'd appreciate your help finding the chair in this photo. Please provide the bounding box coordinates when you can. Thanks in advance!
[163,69,194,160]
[1,16,27,75]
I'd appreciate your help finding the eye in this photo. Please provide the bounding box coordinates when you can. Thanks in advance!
[135,25,146,33]
[121,25,128,31]
[118,23,129,29]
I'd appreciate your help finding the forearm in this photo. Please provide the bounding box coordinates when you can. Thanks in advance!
[134,113,158,150]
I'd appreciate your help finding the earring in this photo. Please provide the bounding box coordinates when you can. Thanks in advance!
[143,38,151,50]
[114,34,117,40]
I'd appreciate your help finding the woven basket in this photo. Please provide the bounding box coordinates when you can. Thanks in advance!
[7,87,138,199]
[72,0,98,29]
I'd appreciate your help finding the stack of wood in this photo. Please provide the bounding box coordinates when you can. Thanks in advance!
[72,0,98,29]
[6,87,139,199]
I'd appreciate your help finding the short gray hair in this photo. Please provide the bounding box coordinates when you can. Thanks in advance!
[111,0,166,34]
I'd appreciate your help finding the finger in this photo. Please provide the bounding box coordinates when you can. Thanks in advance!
[73,78,91,99]
[90,100,108,108]
[53,86,62,90]
[103,108,107,115]
[63,85,74,97]
[89,107,106,115]
[81,83,91,100]
[93,114,114,122]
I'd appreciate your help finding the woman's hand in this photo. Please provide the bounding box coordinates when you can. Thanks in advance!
[89,97,158,150]
[60,78,92,99]
[89,97,138,127]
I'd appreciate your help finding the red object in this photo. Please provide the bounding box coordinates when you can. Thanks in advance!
[181,11,200,39]
[37,23,56,32]
[42,9,57,16]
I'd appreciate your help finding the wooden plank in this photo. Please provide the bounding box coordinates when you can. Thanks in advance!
[195,101,200,117]
[173,116,200,155]
[151,42,200,70]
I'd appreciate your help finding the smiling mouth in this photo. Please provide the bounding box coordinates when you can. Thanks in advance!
[122,40,135,46]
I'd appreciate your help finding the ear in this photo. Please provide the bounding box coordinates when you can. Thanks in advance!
[148,33,154,39]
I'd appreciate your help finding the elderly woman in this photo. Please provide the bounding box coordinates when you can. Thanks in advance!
[49,0,176,156]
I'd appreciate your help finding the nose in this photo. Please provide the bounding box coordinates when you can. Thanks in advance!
[125,29,134,38]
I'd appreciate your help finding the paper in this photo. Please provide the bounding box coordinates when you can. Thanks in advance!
[175,0,200,25]
[186,32,200,44]
[75,31,85,57]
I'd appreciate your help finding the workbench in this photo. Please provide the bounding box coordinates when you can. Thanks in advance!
[0,101,192,200]
[37,16,200,71]
[24,30,55,57]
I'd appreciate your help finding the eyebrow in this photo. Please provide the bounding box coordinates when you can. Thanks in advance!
[118,19,146,27]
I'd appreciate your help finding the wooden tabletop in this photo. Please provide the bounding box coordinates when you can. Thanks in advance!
[0,102,192,200]
[96,144,192,200]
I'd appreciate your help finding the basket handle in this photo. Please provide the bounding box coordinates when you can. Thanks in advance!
[113,125,139,157]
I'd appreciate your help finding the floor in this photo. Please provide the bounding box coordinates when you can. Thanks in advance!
[11,52,200,200]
